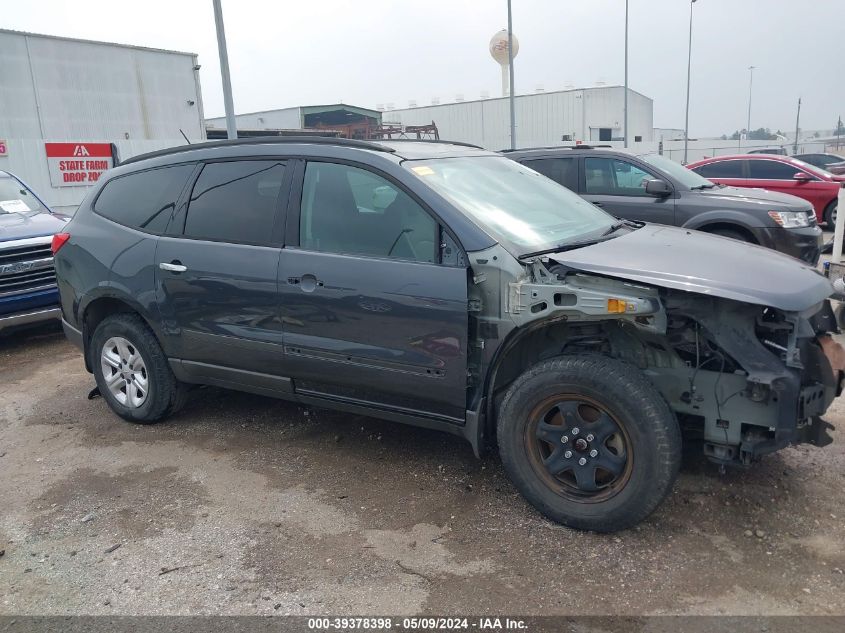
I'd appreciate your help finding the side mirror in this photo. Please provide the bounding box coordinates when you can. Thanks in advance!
[793,172,812,182]
[645,179,672,197]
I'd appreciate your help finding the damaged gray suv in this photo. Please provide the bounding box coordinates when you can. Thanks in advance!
[54,138,841,532]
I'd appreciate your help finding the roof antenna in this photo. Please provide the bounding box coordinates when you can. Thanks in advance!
[179,129,191,144]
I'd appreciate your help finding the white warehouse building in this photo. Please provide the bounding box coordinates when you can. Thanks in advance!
[383,85,653,150]
[0,29,206,211]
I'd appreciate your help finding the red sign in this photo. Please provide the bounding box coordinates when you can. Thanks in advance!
[45,142,113,187]
[0,139,7,157]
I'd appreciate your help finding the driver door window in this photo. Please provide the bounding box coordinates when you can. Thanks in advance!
[299,162,436,263]
[584,158,654,196]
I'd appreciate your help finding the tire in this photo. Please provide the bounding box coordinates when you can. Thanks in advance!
[707,228,750,243]
[497,355,681,532]
[825,201,837,231]
[90,313,186,424]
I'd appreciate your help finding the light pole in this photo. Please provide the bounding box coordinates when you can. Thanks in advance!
[624,0,629,147]
[745,65,755,145]
[212,0,237,140]
[682,0,697,164]
[507,0,516,150]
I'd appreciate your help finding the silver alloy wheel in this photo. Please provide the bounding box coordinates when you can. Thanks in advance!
[100,336,149,408]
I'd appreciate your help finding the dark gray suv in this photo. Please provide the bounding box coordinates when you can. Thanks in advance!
[55,138,841,532]
[506,147,822,263]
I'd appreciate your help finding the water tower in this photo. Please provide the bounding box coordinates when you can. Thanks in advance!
[489,29,519,97]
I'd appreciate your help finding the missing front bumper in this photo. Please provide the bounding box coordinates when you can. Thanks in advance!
[797,416,836,448]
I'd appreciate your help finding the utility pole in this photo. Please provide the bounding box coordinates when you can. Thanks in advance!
[624,0,629,148]
[683,0,697,164]
[213,0,237,140]
[507,0,516,150]
[793,97,801,155]
[745,66,754,144]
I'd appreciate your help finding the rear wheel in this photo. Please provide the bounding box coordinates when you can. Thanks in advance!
[497,355,681,532]
[90,313,186,424]
[825,201,837,231]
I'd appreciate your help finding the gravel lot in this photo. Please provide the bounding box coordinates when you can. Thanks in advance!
[1,318,844,617]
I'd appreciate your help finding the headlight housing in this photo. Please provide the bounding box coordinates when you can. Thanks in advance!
[768,210,811,228]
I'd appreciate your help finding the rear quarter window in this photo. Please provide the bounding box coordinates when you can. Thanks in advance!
[93,164,194,233]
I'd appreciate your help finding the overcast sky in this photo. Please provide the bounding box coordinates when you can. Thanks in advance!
[5,0,843,137]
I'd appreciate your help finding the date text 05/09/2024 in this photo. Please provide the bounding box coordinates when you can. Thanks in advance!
[307,617,528,631]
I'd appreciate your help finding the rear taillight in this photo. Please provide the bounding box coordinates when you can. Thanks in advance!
[51,233,70,254]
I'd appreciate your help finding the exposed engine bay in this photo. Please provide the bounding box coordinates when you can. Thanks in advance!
[496,256,842,466]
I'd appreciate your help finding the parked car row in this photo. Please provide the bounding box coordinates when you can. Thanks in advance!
[505,146,823,263]
[687,154,843,229]
[5,143,841,341]
[51,137,842,532]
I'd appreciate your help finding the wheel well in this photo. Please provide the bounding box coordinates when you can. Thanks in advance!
[697,223,757,243]
[484,320,616,438]
[81,297,142,368]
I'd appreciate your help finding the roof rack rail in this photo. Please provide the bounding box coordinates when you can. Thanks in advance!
[120,136,396,166]
[501,144,616,153]
[378,138,485,150]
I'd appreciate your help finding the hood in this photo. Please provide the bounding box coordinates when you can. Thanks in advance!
[550,224,831,312]
[697,185,812,210]
[0,211,68,243]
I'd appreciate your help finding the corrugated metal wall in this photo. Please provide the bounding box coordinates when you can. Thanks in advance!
[0,31,205,141]
[0,30,206,212]
[205,108,303,132]
[383,87,653,149]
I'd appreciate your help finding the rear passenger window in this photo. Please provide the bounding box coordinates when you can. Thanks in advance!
[184,160,286,245]
[94,164,193,233]
[299,162,436,263]
[524,158,577,190]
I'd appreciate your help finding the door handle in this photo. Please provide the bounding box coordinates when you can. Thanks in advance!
[291,273,323,292]
[159,261,187,273]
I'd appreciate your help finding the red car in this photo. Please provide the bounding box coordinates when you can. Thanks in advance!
[687,154,844,228]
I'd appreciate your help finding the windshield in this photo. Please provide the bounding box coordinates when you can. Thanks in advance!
[405,156,616,254]
[0,175,47,215]
[638,153,715,189]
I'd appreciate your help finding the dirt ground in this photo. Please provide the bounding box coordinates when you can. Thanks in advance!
[1,323,844,617]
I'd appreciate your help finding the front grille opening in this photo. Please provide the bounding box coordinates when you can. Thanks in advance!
[0,242,55,296]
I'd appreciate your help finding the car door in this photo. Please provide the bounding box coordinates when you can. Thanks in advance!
[278,159,469,422]
[155,159,291,384]
[579,156,676,225]
[690,159,748,188]
[747,158,828,210]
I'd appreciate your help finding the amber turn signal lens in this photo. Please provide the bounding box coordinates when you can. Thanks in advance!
[607,298,628,313]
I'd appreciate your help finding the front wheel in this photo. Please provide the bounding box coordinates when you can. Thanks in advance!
[497,355,681,532]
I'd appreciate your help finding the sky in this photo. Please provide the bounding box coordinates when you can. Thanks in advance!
[3,0,843,137]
